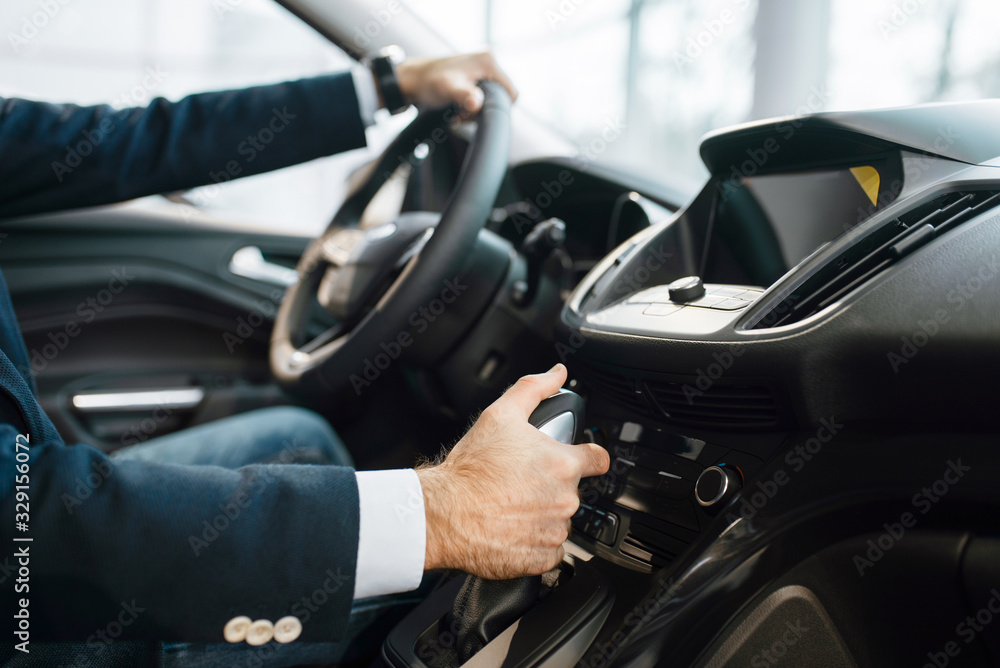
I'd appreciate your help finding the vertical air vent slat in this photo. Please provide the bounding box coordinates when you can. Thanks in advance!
[752,189,1000,329]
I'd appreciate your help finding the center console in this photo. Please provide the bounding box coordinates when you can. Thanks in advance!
[570,398,784,573]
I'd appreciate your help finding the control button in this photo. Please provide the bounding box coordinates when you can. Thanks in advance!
[667,276,705,303]
[274,616,302,644]
[695,466,742,510]
[628,287,672,303]
[640,450,703,481]
[709,286,748,298]
[246,619,275,646]
[586,510,606,539]
[224,616,252,643]
[689,294,727,308]
[655,473,695,499]
[643,303,682,316]
[597,512,618,545]
[711,298,751,311]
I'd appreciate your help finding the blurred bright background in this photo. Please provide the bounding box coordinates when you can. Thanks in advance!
[2,0,999,233]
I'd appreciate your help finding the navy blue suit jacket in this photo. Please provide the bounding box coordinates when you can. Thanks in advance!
[0,74,369,643]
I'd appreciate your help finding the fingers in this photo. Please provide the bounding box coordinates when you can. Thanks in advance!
[476,51,519,103]
[566,442,611,479]
[449,80,486,115]
[497,363,568,419]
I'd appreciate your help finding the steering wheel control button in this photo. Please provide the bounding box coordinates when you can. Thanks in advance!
[643,304,682,317]
[274,616,303,644]
[667,276,706,303]
[695,465,742,509]
[246,619,275,646]
[223,616,252,643]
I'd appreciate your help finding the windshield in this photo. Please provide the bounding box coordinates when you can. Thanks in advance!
[403,0,1000,187]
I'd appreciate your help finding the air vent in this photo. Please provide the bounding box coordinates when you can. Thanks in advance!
[645,379,781,430]
[577,364,784,431]
[752,189,1000,329]
[576,365,653,416]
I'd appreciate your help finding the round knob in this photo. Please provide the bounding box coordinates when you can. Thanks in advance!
[668,276,706,302]
[695,466,742,509]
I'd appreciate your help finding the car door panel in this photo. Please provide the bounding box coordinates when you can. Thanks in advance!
[0,202,312,452]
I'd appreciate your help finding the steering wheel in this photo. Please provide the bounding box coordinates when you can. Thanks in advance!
[270,82,512,395]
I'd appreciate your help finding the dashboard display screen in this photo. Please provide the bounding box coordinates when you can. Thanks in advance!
[701,164,897,288]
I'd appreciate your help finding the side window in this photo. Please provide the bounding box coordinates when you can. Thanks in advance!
[1,0,410,235]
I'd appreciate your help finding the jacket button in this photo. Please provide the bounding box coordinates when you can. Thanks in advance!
[274,616,303,643]
[223,616,252,643]
[246,619,275,646]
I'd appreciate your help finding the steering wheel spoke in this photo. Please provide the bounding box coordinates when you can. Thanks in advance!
[270,82,512,394]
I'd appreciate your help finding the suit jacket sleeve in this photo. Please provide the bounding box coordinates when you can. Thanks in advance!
[0,421,361,643]
[0,72,368,219]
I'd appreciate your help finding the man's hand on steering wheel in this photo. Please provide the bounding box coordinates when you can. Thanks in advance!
[397,52,519,116]
[417,364,611,580]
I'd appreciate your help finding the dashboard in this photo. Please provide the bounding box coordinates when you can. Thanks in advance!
[381,101,1000,668]
[541,103,1000,576]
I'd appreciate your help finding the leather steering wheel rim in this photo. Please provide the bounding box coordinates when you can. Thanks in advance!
[270,82,512,395]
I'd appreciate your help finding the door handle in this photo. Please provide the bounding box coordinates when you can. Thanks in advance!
[72,388,205,412]
[229,246,299,287]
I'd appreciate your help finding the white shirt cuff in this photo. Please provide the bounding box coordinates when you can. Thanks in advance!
[353,469,426,599]
[351,65,380,128]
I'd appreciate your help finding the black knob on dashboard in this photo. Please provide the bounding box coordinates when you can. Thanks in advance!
[695,465,741,509]
[668,275,706,302]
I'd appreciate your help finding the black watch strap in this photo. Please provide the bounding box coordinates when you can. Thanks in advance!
[367,50,408,115]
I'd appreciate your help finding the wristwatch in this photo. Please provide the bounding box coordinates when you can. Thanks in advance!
[364,46,408,115]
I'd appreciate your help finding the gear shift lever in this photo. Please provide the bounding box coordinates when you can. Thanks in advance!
[449,388,585,664]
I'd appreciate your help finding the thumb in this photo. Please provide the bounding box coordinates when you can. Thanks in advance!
[566,442,611,479]
[498,364,568,419]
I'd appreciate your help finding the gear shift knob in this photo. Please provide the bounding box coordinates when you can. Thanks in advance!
[448,387,586,664]
[529,388,585,443]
